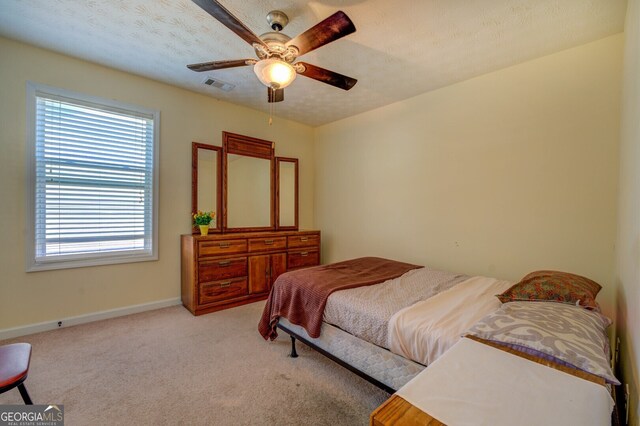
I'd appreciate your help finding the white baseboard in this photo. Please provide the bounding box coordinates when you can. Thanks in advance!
[0,297,182,341]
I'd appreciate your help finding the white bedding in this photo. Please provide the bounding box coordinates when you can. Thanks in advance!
[323,267,468,348]
[396,337,614,426]
[388,276,512,365]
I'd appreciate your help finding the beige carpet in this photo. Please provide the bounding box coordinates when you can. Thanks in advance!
[0,301,389,425]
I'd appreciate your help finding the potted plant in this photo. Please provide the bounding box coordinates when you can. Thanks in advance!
[192,211,215,236]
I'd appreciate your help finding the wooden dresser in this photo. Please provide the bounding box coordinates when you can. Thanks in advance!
[181,230,320,315]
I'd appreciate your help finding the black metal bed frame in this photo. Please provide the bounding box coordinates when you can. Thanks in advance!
[276,322,396,394]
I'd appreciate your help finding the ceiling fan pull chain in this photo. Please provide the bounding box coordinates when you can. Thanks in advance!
[269,89,274,125]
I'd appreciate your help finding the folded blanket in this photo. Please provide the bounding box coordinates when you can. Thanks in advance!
[388,276,512,365]
[258,257,421,340]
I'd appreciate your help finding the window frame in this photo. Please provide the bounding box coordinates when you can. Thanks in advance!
[25,82,160,272]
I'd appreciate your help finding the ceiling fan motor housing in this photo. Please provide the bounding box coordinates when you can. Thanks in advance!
[255,31,297,62]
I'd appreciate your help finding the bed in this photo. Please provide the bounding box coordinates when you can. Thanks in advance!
[259,258,618,423]
[373,300,619,425]
[258,257,514,392]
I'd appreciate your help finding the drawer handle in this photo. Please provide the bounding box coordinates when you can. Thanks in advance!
[300,237,308,241]
[219,242,231,249]
[220,281,232,288]
[264,239,274,245]
[218,260,231,267]
[300,251,309,257]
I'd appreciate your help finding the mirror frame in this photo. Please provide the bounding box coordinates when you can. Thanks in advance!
[275,157,299,231]
[222,132,275,232]
[191,142,222,234]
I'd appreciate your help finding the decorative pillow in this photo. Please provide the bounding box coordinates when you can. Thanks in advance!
[465,301,619,384]
[497,270,601,309]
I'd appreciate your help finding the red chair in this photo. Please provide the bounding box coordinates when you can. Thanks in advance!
[0,343,33,404]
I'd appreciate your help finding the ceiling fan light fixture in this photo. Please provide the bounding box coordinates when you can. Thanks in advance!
[253,58,296,89]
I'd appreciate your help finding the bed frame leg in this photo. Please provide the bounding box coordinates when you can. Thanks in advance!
[289,335,298,358]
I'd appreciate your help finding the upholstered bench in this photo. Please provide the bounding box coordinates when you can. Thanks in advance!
[0,343,33,404]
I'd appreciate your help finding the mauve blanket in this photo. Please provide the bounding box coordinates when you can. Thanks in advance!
[258,257,421,340]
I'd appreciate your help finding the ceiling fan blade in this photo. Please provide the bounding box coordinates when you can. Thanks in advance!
[187,59,253,72]
[296,62,357,90]
[286,11,355,57]
[268,88,284,103]
[191,0,268,49]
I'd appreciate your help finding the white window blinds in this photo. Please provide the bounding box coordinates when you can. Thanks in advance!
[30,88,157,269]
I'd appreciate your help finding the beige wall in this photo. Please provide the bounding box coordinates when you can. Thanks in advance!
[0,37,315,330]
[315,35,622,318]
[615,0,640,423]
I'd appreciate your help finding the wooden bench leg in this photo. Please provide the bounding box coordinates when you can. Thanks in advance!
[18,383,32,405]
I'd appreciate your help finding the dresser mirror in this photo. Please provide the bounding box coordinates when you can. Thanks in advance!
[191,142,222,233]
[193,133,302,233]
[222,132,275,232]
[275,157,298,230]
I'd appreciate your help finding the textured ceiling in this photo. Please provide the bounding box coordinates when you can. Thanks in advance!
[0,0,627,126]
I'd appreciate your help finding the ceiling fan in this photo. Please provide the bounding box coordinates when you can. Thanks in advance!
[188,0,358,103]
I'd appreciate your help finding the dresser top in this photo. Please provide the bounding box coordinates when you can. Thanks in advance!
[182,230,320,240]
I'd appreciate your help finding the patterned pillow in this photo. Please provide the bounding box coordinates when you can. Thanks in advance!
[465,301,619,384]
[497,270,601,309]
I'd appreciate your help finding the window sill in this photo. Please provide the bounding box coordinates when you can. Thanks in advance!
[26,252,158,272]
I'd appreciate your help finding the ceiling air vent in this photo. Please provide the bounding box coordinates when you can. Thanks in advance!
[202,76,235,92]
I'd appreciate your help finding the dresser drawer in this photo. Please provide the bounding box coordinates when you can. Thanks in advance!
[287,234,320,249]
[198,239,247,257]
[248,236,287,252]
[199,277,248,305]
[288,249,319,269]
[198,257,247,282]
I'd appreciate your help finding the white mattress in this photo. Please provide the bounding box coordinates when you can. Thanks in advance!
[278,318,425,391]
[396,337,615,426]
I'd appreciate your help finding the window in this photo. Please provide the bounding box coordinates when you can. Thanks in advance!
[26,83,159,271]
